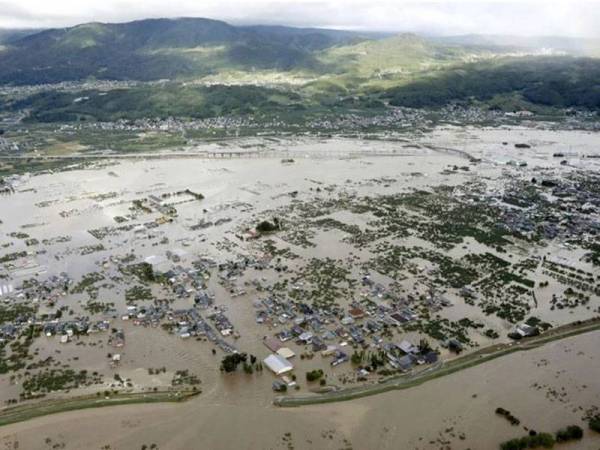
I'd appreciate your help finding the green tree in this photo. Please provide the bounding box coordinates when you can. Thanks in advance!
[220,353,247,373]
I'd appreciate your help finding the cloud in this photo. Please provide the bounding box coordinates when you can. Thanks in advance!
[0,0,598,37]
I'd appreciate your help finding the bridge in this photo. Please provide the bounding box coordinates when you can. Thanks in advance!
[0,147,422,162]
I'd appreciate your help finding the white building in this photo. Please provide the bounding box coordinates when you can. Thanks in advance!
[263,354,293,375]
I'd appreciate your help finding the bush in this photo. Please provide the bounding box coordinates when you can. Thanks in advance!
[500,439,523,450]
[306,369,324,382]
[588,415,600,433]
[351,350,364,365]
[555,425,583,442]
[529,433,555,448]
[495,407,520,426]
[256,219,279,233]
[500,432,555,450]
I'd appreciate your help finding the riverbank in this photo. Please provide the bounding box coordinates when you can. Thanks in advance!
[0,390,199,428]
[0,329,599,449]
[275,317,600,407]
[0,319,597,428]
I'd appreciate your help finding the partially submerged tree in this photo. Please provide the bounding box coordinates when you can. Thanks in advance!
[220,353,247,373]
[256,218,281,234]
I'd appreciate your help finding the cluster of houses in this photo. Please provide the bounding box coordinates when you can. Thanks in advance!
[138,256,215,300]
[117,289,238,352]
[252,286,446,385]
[0,135,19,154]
[384,340,438,371]
[10,273,71,305]
[306,107,429,132]
[0,271,112,344]
[208,311,235,337]
[500,191,600,241]
[0,309,112,344]
[166,307,237,353]
[255,292,421,347]
[43,319,111,343]
[261,329,439,391]
[0,274,75,342]
[70,115,265,135]
[121,305,165,325]
[0,318,30,342]
[486,171,600,242]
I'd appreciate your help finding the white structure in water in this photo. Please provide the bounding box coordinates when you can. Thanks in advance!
[263,354,293,375]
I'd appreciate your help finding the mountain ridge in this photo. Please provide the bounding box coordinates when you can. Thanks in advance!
[0,17,377,85]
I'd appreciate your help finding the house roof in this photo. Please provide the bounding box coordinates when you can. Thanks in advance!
[424,351,438,364]
[263,337,283,352]
[348,307,365,318]
[276,347,296,359]
[298,331,313,341]
[398,354,414,370]
[398,339,417,354]
[263,354,294,375]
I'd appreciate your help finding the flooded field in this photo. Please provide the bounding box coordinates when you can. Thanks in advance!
[0,126,599,448]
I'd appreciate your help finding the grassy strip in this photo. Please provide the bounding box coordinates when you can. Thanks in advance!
[275,319,600,407]
[0,390,199,427]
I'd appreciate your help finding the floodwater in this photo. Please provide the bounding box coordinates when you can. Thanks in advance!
[0,331,598,449]
[0,127,599,448]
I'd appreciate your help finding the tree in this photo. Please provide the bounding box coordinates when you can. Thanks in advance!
[369,352,384,370]
[220,353,247,373]
[140,262,155,282]
[589,415,600,433]
[418,339,432,354]
[556,425,583,442]
[256,220,279,233]
[306,369,324,382]
[351,350,364,365]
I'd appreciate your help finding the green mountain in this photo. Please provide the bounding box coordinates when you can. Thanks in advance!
[0,29,41,44]
[0,18,374,85]
[314,32,508,93]
[8,84,315,122]
[385,56,600,110]
[0,17,538,87]
[1,17,599,122]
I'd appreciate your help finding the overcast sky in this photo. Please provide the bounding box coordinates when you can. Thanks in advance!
[0,0,599,37]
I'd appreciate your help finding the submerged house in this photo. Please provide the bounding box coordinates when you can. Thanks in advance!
[516,323,539,338]
[398,339,419,355]
[263,337,283,352]
[397,354,415,371]
[263,354,294,375]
